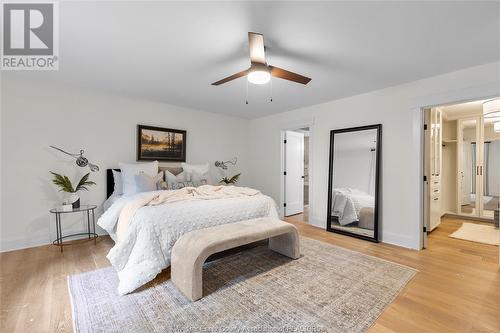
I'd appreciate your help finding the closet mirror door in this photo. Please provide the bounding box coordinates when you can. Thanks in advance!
[481,121,500,219]
[458,117,481,217]
[327,124,381,242]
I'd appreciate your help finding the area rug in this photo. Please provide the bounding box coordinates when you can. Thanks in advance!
[68,237,416,333]
[449,223,499,245]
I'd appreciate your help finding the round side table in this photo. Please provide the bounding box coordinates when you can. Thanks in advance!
[50,205,98,252]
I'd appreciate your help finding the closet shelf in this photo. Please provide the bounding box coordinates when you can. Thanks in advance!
[442,139,457,143]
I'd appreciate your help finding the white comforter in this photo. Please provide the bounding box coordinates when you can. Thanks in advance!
[331,188,374,226]
[98,188,278,295]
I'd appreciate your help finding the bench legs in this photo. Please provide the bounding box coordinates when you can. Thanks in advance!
[171,252,205,302]
[269,229,300,259]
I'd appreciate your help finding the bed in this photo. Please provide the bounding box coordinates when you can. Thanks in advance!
[98,167,279,295]
[331,188,374,229]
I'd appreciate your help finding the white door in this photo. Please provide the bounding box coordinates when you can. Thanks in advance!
[284,131,304,216]
[424,108,443,236]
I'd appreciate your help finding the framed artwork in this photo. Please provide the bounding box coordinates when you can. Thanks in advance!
[137,125,186,162]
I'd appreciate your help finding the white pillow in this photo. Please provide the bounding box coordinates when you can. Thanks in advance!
[191,170,211,183]
[135,171,164,193]
[181,163,209,175]
[181,163,210,182]
[119,161,158,196]
[112,170,123,195]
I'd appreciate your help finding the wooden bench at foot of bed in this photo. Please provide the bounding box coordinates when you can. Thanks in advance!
[171,218,300,301]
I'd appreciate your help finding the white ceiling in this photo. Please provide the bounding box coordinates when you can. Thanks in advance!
[6,1,500,119]
[441,100,486,121]
[441,99,500,124]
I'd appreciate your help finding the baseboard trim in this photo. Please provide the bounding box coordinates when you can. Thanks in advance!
[381,232,419,250]
[308,217,325,229]
[442,213,494,223]
[1,231,109,253]
[308,218,418,249]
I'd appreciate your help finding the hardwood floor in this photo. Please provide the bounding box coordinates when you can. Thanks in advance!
[1,216,499,332]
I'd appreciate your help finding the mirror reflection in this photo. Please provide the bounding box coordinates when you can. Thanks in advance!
[328,126,380,241]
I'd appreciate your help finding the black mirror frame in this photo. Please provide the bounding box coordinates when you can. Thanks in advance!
[326,124,381,243]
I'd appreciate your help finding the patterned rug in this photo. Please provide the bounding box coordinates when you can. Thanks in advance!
[68,237,416,333]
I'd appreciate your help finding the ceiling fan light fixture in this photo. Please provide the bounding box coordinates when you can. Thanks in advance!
[247,69,271,85]
[483,98,500,119]
[211,32,311,87]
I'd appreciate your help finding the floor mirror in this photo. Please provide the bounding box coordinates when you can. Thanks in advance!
[327,124,381,242]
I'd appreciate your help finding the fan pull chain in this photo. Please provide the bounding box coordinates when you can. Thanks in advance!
[245,79,249,105]
[270,76,273,102]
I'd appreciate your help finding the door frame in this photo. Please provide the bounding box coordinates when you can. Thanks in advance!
[280,118,315,221]
[415,83,500,250]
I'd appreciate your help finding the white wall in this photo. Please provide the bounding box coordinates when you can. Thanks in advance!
[247,61,500,249]
[441,143,457,213]
[0,76,250,251]
[2,62,500,252]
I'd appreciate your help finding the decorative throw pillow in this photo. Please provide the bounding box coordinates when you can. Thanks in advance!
[158,179,208,190]
[164,169,188,183]
[112,170,123,195]
[119,161,159,196]
[135,171,164,193]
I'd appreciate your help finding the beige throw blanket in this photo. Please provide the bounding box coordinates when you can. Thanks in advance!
[116,185,261,241]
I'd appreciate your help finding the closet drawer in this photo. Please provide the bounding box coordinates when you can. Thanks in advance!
[431,183,440,192]
[431,177,441,192]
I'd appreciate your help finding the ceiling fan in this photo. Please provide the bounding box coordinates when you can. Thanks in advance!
[211,32,311,86]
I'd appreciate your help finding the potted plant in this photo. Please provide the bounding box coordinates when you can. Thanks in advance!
[50,172,95,208]
[219,173,241,185]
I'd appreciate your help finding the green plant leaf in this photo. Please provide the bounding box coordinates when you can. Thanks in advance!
[50,171,75,193]
[228,173,241,184]
[219,177,230,184]
[74,173,96,192]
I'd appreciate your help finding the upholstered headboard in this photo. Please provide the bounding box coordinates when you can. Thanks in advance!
[106,166,183,199]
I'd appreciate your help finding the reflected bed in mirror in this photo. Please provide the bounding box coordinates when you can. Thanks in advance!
[327,124,381,242]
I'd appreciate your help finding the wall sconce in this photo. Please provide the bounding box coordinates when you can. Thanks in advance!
[215,157,237,170]
[50,145,100,172]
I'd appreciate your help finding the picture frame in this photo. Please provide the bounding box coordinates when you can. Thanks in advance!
[137,125,186,162]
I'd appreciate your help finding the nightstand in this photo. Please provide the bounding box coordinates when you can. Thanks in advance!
[49,205,98,252]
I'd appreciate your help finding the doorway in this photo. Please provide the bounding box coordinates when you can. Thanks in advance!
[281,127,311,223]
[423,98,500,249]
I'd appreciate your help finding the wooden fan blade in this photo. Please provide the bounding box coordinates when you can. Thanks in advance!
[248,32,266,64]
[211,69,249,86]
[270,66,311,85]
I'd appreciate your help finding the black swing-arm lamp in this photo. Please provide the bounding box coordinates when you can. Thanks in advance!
[214,157,237,170]
[49,145,100,172]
